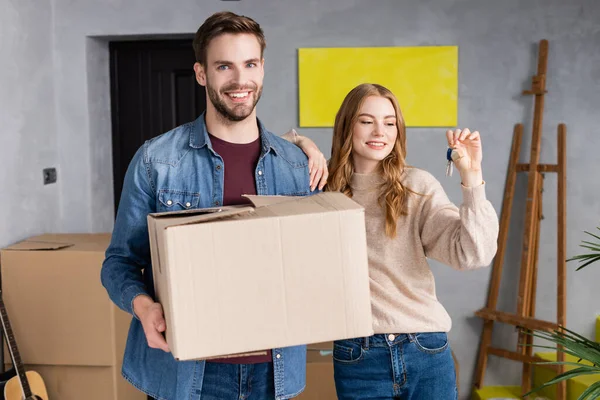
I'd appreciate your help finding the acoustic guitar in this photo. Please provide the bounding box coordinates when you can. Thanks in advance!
[0,292,48,400]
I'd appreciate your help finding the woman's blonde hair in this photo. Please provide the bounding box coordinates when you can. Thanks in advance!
[326,83,410,238]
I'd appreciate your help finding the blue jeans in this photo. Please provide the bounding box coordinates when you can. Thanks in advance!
[333,333,457,399]
[201,362,275,400]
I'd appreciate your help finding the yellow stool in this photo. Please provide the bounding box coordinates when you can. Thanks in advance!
[472,385,522,399]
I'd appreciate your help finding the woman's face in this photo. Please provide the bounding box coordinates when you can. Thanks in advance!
[351,96,398,174]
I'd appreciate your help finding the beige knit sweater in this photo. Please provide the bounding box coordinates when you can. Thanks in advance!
[350,167,499,334]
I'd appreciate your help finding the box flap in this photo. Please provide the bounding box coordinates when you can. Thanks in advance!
[245,193,362,211]
[242,195,299,208]
[149,206,225,218]
[3,234,111,252]
[147,194,362,230]
[149,206,255,230]
[249,192,364,218]
[4,240,73,251]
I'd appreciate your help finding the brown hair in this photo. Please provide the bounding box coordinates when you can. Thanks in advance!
[193,11,266,65]
[326,83,411,238]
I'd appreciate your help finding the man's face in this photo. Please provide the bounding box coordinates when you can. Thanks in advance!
[195,33,264,122]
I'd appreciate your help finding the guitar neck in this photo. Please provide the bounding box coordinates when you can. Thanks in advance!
[0,296,32,398]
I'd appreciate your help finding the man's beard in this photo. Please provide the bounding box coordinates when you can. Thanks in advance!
[207,80,262,122]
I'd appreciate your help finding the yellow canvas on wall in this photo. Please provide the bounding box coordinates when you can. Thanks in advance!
[298,46,458,127]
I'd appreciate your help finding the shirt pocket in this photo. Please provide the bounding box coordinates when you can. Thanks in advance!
[157,189,200,212]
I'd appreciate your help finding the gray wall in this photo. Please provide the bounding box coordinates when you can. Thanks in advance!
[0,0,60,246]
[2,0,600,397]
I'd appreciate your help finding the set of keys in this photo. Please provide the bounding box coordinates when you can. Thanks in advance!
[445,147,460,177]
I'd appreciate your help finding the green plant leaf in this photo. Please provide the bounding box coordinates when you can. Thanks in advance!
[533,361,594,369]
[583,229,600,241]
[567,254,598,262]
[577,380,600,400]
[523,367,600,397]
[580,240,600,249]
[566,226,600,270]
[578,244,600,252]
[576,256,600,271]
[523,328,600,366]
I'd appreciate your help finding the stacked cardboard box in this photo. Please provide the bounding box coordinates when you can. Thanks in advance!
[1,234,144,400]
[297,342,336,399]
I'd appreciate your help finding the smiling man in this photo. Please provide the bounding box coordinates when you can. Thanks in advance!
[101,11,321,400]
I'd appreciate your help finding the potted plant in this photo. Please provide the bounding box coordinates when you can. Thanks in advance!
[524,226,600,399]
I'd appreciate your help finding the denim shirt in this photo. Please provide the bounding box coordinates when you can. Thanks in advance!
[101,113,311,400]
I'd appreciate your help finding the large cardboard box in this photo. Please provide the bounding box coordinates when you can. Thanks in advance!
[148,192,374,361]
[3,364,143,400]
[1,234,144,400]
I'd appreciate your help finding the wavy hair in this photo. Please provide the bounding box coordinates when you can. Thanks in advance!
[326,83,411,238]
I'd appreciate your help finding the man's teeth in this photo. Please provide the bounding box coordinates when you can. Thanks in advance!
[229,92,249,98]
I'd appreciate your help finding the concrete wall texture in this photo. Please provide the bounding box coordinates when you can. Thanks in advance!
[0,0,59,246]
[1,0,599,397]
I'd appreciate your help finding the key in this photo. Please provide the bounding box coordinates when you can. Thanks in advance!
[446,147,454,177]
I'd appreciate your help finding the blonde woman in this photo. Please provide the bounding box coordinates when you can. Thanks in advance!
[326,83,499,399]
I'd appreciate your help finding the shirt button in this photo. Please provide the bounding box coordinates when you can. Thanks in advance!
[185,202,191,208]
[214,201,220,206]
[216,165,222,170]
[388,334,396,342]
[258,170,263,176]
[166,200,173,206]
[276,354,281,359]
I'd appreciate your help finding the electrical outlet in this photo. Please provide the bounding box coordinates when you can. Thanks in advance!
[43,168,57,185]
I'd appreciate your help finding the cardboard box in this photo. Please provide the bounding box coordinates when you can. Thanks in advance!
[148,192,374,361]
[1,234,144,400]
[297,342,336,399]
[300,357,336,399]
[4,363,143,400]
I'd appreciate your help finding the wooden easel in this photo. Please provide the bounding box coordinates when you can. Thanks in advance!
[473,39,568,399]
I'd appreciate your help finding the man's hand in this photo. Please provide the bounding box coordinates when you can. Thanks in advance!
[133,295,170,352]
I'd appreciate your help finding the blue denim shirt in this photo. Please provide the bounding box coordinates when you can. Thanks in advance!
[101,114,311,400]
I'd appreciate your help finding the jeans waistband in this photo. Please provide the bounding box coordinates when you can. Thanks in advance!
[338,332,448,348]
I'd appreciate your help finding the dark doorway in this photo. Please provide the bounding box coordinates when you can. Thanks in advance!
[109,39,207,212]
